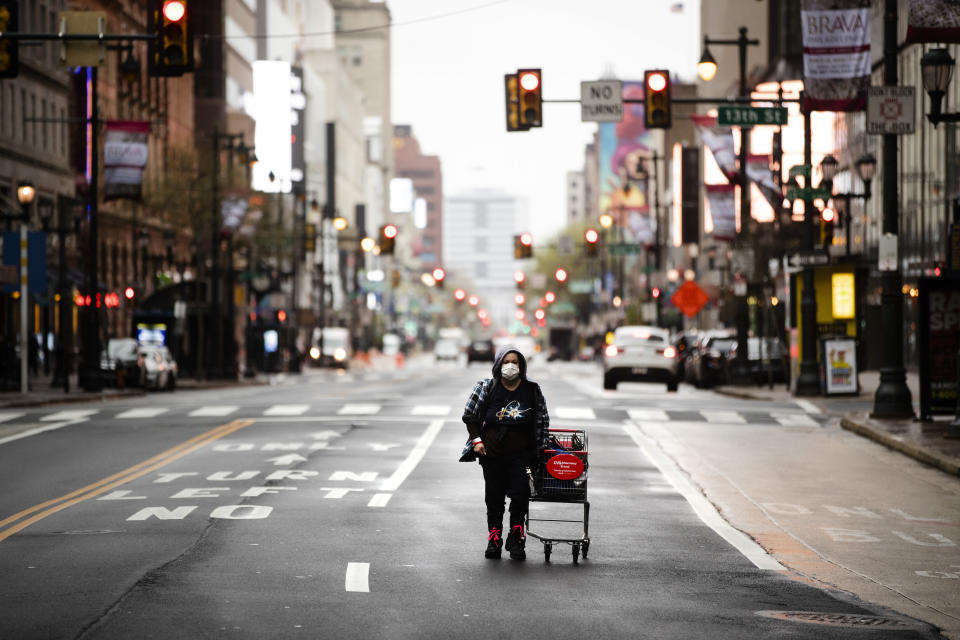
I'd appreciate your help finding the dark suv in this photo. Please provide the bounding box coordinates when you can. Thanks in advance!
[466,339,495,363]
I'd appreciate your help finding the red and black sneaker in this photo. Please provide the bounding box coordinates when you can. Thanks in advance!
[505,524,526,561]
[485,527,503,559]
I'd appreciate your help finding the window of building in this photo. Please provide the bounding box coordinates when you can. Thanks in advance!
[30,93,36,146]
[475,237,486,252]
[474,207,487,227]
[475,263,487,278]
[41,99,47,150]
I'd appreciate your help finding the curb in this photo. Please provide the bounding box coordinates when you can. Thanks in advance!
[840,415,960,477]
[0,389,146,409]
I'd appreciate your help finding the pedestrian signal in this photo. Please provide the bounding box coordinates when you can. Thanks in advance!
[644,69,671,129]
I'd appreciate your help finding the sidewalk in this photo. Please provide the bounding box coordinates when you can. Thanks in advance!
[716,370,960,477]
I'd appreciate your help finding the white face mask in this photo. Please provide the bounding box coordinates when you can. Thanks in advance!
[501,362,520,380]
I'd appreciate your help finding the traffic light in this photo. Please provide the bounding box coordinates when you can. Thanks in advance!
[644,69,671,129]
[380,223,398,255]
[585,228,599,257]
[148,0,194,77]
[820,207,836,247]
[514,270,526,290]
[513,233,533,258]
[0,1,19,79]
[432,267,446,288]
[517,68,543,128]
[123,286,136,302]
[504,73,529,132]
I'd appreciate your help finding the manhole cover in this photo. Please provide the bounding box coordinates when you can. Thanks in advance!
[756,611,911,628]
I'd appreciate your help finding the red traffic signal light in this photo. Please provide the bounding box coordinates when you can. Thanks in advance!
[149,0,194,77]
[555,268,568,283]
[517,68,543,128]
[520,232,533,247]
[585,227,599,257]
[454,288,466,301]
[652,287,661,299]
[515,293,526,305]
[544,291,556,303]
[383,223,398,239]
[124,286,136,300]
[514,270,526,284]
[380,224,398,254]
[821,207,836,223]
[644,69,671,129]
[277,309,287,323]
[534,308,545,321]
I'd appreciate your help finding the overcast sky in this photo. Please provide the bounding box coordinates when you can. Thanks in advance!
[388,0,700,242]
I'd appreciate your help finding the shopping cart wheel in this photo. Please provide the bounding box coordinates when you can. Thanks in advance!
[582,541,590,558]
[572,543,580,564]
[544,543,552,562]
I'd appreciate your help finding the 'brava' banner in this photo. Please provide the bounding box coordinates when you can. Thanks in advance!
[801,0,871,112]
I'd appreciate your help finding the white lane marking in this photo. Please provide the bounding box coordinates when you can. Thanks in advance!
[411,405,451,416]
[116,407,169,419]
[0,421,82,446]
[41,409,98,422]
[345,562,370,592]
[338,404,381,415]
[624,422,784,571]
[189,406,238,417]
[368,493,392,508]
[627,408,669,422]
[700,410,746,424]
[264,404,309,416]
[0,412,25,423]
[794,399,821,414]
[771,412,819,427]
[555,407,596,420]
[380,419,445,492]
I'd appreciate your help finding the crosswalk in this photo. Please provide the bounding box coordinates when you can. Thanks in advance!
[0,404,825,427]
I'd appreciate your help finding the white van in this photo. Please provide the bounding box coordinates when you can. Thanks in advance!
[309,327,350,368]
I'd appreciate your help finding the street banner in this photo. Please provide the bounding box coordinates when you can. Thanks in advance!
[104,121,150,201]
[906,0,960,43]
[800,0,871,112]
[691,114,738,183]
[746,154,783,214]
[598,80,651,246]
[705,183,737,242]
[918,276,960,418]
[1,231,46,294]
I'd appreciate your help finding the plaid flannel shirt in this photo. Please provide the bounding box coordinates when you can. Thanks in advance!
[462,377,550,457]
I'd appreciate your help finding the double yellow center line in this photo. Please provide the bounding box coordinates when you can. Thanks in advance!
[0,418,256,544]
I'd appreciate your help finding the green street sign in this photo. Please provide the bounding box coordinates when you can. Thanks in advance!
[785,186,831,202]
[608,243,643,255]
[717,106,788,127]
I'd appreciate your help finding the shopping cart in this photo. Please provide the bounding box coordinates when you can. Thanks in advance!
[525,428,590,563]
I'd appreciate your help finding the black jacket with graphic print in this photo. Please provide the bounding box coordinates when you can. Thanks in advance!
[461,344,550,461]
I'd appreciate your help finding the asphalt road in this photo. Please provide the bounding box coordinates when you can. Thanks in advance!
[0,359,956,639]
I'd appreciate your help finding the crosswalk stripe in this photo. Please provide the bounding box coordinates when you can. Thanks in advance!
[338,404,381,415]
[264,404,309,416]
[345,562,370,592]
[0,412,25,424]
[700,410,746,424]
[411,405,451,416]
[627,408,669,422]
[41,409,97,422]
[116,408,169,419]
[772,412,819,427]
[188,406,238,417]
[555,407,596,420]
[794,399,822,414]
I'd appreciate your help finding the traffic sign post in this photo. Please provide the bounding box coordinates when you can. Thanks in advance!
[580,80,623,122]
[867,86,915,135]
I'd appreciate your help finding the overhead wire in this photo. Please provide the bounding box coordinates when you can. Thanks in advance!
[209,0,511,41]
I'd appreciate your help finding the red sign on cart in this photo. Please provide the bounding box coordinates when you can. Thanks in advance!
[546,454,584,480]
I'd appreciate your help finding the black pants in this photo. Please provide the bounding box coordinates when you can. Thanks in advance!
[479,455,529,531]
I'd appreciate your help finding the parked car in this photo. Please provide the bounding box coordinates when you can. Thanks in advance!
[434,338,460,362]
[308,327,350,369]
[672,331,699,382]
[467,338,495,363]
[685,331,736,388]
[602,325,678,391]
[141,345,178,390]
[100,338,144,387]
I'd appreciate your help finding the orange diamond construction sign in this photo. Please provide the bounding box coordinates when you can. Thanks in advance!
[671,281,709,318]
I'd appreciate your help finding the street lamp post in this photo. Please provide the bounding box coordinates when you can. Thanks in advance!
[795,99,823,396]
[39,199,77,392]
[16,182,36,394]
[699,26,760,384]
[872,0,914,418]
[827,153,876,257]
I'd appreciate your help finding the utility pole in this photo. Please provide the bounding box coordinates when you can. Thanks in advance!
[81,66,103,391]
[796,94,820,396]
